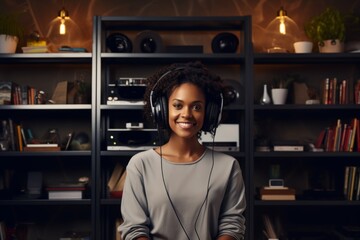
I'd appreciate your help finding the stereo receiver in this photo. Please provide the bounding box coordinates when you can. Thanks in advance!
[107,77,147,105]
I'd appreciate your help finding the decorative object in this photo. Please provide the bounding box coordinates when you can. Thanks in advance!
[106,33,132,53]
[74,80,90,104]
[134,30,163,53]
[271,74,297,104]
[293,41,313,53]
[211,32,239,53]
[265,6,300,53]
[304,7,346,53]
[260,84,271,105]
[57,0,70,35]
[271,88,288,105]
[0,13,24,53]
[319,39,344,53]
[222,78,243,105]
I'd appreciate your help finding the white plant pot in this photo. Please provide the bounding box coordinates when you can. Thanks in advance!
[271,88,288,105]
[318,39,344,53]
[0,34,18,53]
[293,41,313,53]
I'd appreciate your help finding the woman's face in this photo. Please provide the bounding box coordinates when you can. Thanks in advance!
[168,82,205,139]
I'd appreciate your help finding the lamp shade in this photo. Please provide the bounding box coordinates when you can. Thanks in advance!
[265,7,300,53]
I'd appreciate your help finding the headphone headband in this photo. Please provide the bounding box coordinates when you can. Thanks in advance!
[149,66,223,134]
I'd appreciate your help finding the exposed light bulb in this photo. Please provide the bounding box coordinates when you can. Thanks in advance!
[60,19,66,35]
[279,17,286,34]
[57,7,69,35]
[277,7,287,35]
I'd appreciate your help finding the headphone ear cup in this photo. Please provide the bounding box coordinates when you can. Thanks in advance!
[202,101,221,132]
[153,95,168,129]
[159,96,168,129]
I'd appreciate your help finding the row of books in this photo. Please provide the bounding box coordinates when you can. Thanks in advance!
[315,118,359,152]
[0,81,45,105]
[259,186,296,200]
[0,118,63,152]
[344,166,360,201]
[107,163,126,199]
[46,182,87,200]
[322,77,349,105]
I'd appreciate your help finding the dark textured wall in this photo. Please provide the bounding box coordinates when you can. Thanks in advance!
[1,0,359,52]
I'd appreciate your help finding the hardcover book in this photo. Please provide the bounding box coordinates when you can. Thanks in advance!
[259,187,296,200]
[46,183,86,200]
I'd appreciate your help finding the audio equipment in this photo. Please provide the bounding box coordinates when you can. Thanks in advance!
[199,124,239,151]
[150,67,223,132]
[107,129,160,151]
[107,77,147,105]
[106,33,132,53]
[211,32,239,53]
[134,30,164,53]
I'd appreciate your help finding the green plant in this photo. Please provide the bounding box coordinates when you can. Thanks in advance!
[272,73,299,89]
[0,13,24,39]
[304,7,346,43]
[76,80,90,95]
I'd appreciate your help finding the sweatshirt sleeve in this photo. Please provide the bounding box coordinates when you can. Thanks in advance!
[217,160,246,240]
[119,157,151,240]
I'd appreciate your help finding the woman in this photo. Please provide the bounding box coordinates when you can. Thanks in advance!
[119,61,246,240]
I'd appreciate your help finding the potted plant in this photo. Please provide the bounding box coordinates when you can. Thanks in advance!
[0,13,24,53]
[74,80,90,104]
[304,7,348,53]
[270,74,297,105]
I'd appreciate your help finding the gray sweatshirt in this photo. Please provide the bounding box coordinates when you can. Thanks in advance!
[119,148,246,240]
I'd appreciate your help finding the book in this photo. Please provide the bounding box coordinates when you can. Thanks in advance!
[260,194,296,200]
[273,145,304,151]
[314,129,326,149]
[263,215,278,239]
[260,187,296,195]
[260,187,296,200]
[26,143,59,147]
[58,47,88,52]
[108,163,125,192]
[349,118,358,152]
[16,124,23,151]
[47,190,83,200]
[23,146,61,152]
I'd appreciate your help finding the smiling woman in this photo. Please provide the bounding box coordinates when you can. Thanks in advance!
[119,61,246,240]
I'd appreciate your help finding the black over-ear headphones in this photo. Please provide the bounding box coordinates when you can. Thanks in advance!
[149,66,223,133]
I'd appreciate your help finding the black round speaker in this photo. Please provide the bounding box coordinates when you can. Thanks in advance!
[106,33,132,53]
[134,30,163,53]
[211,32,239,53]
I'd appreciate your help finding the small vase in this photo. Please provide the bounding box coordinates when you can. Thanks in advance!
[260,84,271,105]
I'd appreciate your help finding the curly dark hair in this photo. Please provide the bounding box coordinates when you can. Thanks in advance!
[144,61,225,134]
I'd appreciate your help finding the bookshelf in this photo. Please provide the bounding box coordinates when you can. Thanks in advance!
[0,53,96,239]
[94,16,252,240]
[251,52,360,240]
[1,16,360,240]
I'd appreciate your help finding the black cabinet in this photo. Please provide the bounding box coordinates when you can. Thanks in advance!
[94,16,252,240]
[251,53,360,240]
[3,17,360,240]
[0,53,96,239]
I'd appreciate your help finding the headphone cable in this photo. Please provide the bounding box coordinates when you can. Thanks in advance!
[159,128,191,240]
